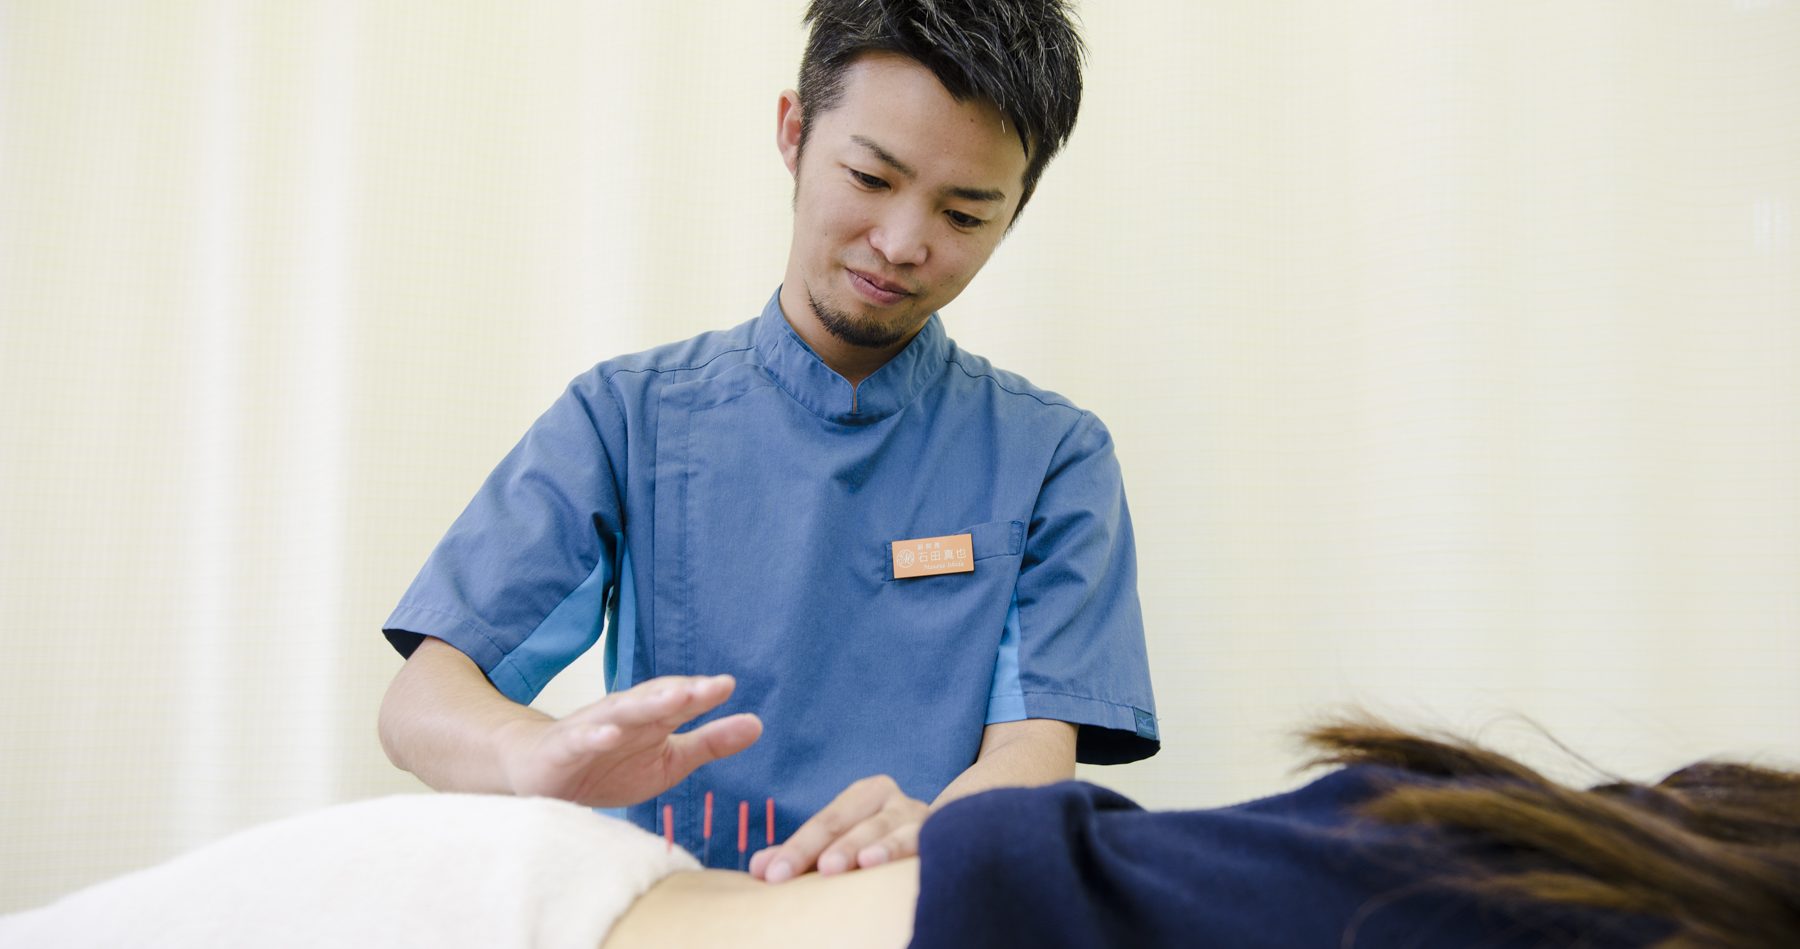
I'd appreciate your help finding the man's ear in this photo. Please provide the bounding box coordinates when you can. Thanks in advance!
[776,89,804,176]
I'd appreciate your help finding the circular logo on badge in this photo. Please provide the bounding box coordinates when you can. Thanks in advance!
[897,548,916,568]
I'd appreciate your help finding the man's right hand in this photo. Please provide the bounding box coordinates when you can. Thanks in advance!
[496,674,763,807]
[379,637,761,808]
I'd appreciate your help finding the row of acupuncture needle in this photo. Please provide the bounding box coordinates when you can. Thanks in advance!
[662,793,776,872]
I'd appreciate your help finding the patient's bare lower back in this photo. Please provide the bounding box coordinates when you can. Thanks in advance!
[603,858,919,948]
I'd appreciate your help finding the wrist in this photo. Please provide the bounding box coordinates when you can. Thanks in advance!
[491,712,554,795]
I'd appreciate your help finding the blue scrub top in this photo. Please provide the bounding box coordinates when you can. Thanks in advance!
[385,289,1158,864]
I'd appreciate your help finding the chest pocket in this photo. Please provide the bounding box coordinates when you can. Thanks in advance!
[876,519,1025,582]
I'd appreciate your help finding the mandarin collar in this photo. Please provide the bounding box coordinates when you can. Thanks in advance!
[753,288,948,425]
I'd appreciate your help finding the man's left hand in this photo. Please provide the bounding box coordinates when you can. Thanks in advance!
[748,774,926,884]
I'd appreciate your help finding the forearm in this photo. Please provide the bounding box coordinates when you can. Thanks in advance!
[932,719,1077,810]
[377,636,548,794]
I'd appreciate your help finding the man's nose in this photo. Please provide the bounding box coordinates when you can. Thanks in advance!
[868,209,929,267]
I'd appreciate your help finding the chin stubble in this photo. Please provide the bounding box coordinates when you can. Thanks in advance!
[807,289,908,349]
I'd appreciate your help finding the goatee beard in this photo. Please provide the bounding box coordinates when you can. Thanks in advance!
[808,290,909,349]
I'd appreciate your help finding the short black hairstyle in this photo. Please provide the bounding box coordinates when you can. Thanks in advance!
[798,0,1086,222]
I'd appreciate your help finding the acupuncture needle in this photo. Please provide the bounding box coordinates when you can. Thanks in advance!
[702,790,714,867]
[663,804,673,853]
[737,800,749,871]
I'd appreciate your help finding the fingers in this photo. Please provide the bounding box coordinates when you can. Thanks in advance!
[505,674,754,805]
[815,797,924,876]
[555,682,759,795]
[662,713,763,781]
[854,818,922,870]
[568,674,739,732]
[549,675,739,762]
[754,775,926,884]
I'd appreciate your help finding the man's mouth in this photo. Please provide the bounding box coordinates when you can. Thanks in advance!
[847,268,912,305]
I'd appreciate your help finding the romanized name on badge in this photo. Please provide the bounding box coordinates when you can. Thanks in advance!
[891,533,975,579]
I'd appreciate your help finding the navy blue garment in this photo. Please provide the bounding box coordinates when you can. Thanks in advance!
[384,289,1158,863]
[910,767,1670,948]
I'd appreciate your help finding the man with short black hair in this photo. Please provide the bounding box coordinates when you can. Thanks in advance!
[379,0,1157,881]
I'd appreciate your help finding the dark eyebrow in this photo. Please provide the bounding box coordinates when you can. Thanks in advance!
[851,135,916,180]
[850,134,1006,205]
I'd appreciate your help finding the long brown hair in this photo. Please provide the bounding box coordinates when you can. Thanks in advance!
[1302,717,1800,947]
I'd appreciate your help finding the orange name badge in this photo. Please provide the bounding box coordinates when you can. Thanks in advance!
[890,533,975,579]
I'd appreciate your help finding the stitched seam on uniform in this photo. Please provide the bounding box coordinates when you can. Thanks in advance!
[766,373,840,422]
[705,379,783,412]
[943,352,1084,414]
[388,604,516,662]
[1020,689,1150,715]
[611,340,837,422]
[601,343,755,382]
[1022,687,1144,731]
[600,374,632,524]
[679,404,694,679]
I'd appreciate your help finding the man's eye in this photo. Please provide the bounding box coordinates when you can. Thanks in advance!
[849,169,887,189]
[947,211,984,229]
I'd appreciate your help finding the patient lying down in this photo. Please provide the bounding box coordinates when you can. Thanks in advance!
[8,718,1796,947]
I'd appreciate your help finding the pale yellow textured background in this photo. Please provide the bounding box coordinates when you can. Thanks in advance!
[3,0,1797,913]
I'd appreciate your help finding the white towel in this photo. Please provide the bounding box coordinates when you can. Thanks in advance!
[0,793,698,948]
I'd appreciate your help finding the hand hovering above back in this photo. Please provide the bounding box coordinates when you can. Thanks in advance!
[379,638,764,809]
[498,674,764,808]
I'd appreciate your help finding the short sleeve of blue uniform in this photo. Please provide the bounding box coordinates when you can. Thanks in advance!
[382,371,628,700]
[383,291,1158,858]
[997,409,1158,764]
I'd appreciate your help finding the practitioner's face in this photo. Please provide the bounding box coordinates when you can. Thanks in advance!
[776,52,1029,361]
